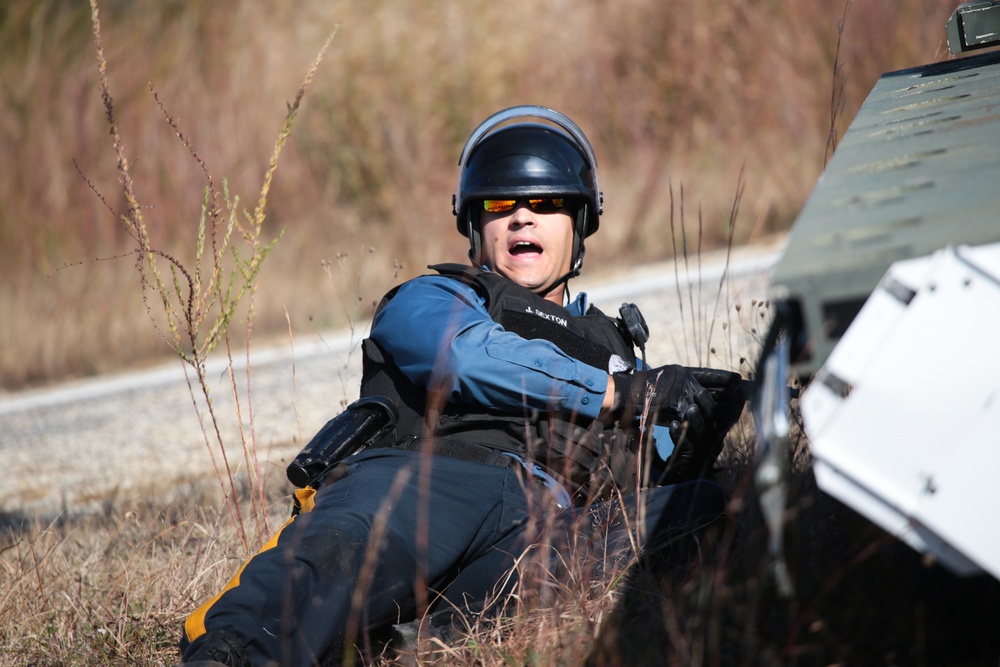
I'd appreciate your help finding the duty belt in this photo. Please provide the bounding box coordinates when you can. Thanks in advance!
[391,436,572,509]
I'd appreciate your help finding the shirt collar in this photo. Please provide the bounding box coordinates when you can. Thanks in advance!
[565,291,589,316]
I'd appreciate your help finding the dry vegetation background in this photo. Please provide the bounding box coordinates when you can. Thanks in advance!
[0,0,954,391]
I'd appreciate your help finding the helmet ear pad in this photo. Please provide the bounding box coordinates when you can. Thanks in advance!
[466,209,481,264]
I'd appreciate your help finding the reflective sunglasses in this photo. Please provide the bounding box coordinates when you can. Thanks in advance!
[482,197,566,214]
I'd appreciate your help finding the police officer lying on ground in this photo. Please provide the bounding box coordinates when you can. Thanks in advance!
[178,106,746,667]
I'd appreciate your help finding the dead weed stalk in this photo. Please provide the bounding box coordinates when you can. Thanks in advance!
[85,0,337,554]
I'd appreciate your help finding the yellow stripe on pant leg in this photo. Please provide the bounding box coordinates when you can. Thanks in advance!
[184,487,318,642]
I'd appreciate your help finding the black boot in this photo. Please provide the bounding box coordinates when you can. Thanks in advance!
[180,629,251,667]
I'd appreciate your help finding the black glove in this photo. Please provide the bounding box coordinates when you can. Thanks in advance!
[686,367,748,438]
[615,366,749,485]
[652,367,748,485]
[612,365,718,448]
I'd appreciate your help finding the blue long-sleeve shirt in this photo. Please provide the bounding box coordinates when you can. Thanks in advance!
[369,274,609,420]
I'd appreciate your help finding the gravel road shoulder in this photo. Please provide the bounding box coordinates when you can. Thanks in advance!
[0,239,783,518]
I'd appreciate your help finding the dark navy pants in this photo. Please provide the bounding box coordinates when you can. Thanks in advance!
[180,448,727,666]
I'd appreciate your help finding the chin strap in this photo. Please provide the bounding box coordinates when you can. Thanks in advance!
[544,255,583,303]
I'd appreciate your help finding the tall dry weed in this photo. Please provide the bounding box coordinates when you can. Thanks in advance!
[76,0,337,553]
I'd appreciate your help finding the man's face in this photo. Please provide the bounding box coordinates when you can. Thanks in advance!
[477,200,575,304]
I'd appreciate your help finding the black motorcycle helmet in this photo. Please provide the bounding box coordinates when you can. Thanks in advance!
[452,106,603,281]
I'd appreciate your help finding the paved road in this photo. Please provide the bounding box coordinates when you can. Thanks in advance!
[0,241,782,518]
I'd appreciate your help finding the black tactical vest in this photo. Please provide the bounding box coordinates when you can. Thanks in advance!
[360,264,646,502]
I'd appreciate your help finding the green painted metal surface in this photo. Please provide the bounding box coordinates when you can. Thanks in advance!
[947,1,1000,53]
[771,47,1000,377]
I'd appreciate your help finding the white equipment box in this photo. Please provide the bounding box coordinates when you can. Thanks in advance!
[801,242,1000,580]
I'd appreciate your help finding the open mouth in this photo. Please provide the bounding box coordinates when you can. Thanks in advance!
[509,240,542,255]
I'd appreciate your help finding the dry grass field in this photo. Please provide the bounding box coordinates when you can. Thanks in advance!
[4,2,1000,666]
[4,423,999,666]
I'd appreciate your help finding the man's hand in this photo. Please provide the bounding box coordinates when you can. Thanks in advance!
[610,366,748,485]
[611,365,718,447]
[686,367,748,438]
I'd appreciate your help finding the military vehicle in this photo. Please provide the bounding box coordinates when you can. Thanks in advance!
[753,1,1000,594]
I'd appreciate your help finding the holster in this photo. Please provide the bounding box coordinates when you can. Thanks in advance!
[286,396,398,489]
